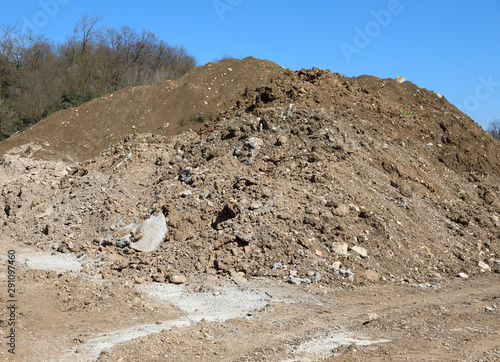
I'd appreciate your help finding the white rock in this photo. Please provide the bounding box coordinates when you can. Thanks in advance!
[169,275,187,284]
[458,272,469,279]
[181,190,192,197]
[352,246,368,258]
[129,213,168,252]
[478,261,491,271]
[332,243,348,257]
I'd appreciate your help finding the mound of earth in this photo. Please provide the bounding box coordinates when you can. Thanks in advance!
[0,57,284,162]
[1,56,499,288]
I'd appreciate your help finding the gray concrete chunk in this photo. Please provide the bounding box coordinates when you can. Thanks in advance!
[129,213,167,252]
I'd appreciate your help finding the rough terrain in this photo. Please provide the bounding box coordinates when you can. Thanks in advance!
[0,57,499,361]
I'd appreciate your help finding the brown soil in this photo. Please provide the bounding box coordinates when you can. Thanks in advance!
[0,57,499,361]
[0,58,284,163]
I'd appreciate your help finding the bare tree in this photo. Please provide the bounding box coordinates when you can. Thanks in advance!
[487,120,500,140]
[0,15,197,139]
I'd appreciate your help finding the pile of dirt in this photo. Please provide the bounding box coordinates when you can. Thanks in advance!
[1,55,499,289]
[0,57,285,162]
[1,57,500,360]
[0,57,499,289]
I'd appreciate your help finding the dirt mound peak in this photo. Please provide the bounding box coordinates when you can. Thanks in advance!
[0,57,284,162]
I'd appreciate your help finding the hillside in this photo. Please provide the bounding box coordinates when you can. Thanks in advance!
[0,58,284,162]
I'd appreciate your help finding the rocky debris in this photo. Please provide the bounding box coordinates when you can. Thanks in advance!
[0,57,285,162]
[113,153,132,171]
[366,312,379,323]
[364,270,380,282]
[249,201,262,210]
[289,274,312,286]
[478,261,491,271]
[234,229,253,244]
[0,58,499,289]
[230,270,248,285]
[180,190,192,198]
[283,103,296,118]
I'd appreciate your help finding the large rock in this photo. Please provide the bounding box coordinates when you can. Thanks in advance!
[129,213,168,252]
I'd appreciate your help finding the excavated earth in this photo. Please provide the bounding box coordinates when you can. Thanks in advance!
[0,57,499,361]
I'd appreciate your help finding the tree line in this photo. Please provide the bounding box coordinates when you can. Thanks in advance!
[0,15,196,140]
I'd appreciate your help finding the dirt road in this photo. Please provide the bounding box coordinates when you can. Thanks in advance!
[1,239,498,361]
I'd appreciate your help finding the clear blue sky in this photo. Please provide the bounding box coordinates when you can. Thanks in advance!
[2,0,499,130]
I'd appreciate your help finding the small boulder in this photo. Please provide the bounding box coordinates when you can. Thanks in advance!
[129,213,168,252]
[332,243,348,257]
[352,246,368,258]
[169,274,187,284]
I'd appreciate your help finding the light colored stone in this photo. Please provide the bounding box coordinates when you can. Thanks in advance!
[331,261,341,270]
[246,137,264,151]
[352,246,368,258]
[169,274,187,284]
[275,135,288,146]
[395,76,405,83]
[478,261,491,271]
[249,201,262,210]
[180,190,192,197]
[332,243,348,257]
[134,276,146,284]
[284,103,296,118]
[230,270,247,285]
[226,199,240,217]
[458,272,469,279]
[129,213,168,252]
